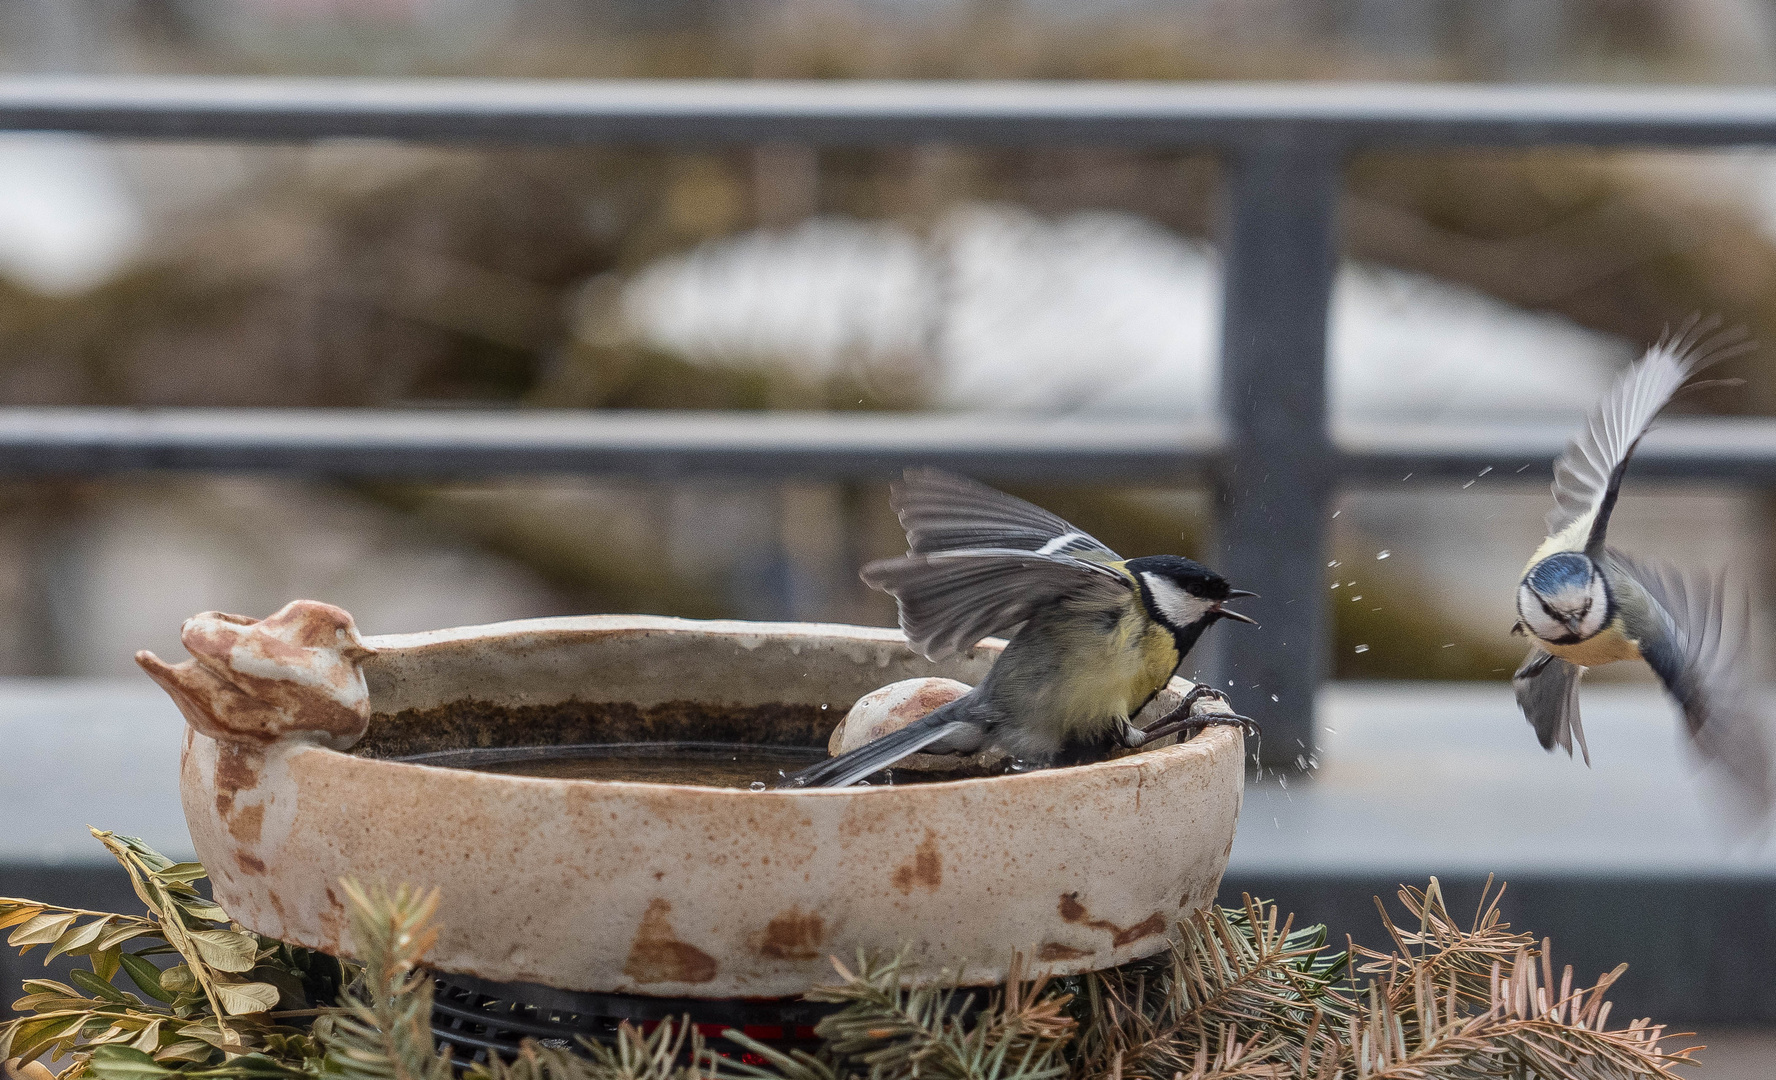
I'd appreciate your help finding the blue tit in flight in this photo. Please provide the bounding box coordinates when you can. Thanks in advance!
[781,469,1258,789]
[1513,323,1774,816]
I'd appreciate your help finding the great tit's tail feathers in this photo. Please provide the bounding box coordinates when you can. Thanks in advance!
[779,705,982,789]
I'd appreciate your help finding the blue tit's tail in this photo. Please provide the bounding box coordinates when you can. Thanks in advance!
[778,696,985,789]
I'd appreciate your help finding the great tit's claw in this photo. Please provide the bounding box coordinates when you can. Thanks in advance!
[1178,685,1234,714]
[1209,712,1262,740]
[1134,688,1261,744]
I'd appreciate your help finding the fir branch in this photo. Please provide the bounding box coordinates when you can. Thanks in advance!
[316,880,453,1080]
[798,952,1073,1080]
[1354,877,1535,1018]
[1076,897,1346,1080]
[466,1023,713,1080]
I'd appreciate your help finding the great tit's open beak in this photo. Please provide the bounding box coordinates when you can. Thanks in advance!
[1225,589,1259,600]
[1214,604,1259,627]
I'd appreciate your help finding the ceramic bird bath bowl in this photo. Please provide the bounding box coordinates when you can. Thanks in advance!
[138,601,1245,999]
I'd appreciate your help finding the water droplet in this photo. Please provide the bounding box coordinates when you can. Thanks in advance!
[1462,479,1477,489]
[1270,693,1279,702]
[1441,643,1455,649]
[1478,466,1493,477]
[1350,595,1362,601]
[856,780,870,787]
[1278,775,1288,790]
[1325,726,1338,734]
[1331,510,1341,518]
[1354,644,1370,654]
[1376,550,1391,560]
[1294,754,1307,770]
[820,703,829,710]
[1401,472,1414,481]
[1327,560,1342,568]
[1330,582,1340,590]
[1516,463,1532,473]
[748,781,767,791]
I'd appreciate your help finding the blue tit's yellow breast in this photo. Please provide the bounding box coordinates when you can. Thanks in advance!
[1542,618,1642,667]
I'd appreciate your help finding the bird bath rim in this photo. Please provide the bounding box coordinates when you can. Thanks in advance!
[145,604,1246,998]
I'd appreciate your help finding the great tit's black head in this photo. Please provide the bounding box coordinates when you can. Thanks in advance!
[1518,551,1608,643]
[1124,555,1258,632]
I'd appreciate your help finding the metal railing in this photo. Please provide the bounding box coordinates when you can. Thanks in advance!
[8,77,1776,759]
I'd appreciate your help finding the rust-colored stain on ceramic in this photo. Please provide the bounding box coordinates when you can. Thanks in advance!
[755,908,825,960]
[891,830,943,894]
[226,803,266,845]
[1035,942,1092,962]
[214,743,261,798]
[1058,893,1169,947]
[624,898,718,985]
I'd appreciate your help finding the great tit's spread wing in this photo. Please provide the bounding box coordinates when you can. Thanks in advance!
[1513,646,1589,764]
[1610,549,1775,820]
[862,547,1131,661]
[1546,322,1744,557]
[890,469,1121,562]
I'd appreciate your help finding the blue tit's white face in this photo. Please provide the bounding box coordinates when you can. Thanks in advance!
[1519,553,1609,643]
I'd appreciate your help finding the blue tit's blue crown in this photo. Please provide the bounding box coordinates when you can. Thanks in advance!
[1527,552,1595,595]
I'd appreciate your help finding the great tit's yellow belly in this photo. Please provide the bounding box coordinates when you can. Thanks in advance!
[1044,607,1180,738]
[1541,621,1641,667]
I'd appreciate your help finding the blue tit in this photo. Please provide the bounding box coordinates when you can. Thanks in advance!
[1513,322,1774,816]
[781,469,1258,789]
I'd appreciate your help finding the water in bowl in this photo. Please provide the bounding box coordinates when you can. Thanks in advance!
[394,742,833,788]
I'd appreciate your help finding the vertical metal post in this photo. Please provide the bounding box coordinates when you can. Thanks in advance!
[1214,138,1341,767]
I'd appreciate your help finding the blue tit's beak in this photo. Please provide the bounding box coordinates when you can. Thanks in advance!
[1225,589,1259,600]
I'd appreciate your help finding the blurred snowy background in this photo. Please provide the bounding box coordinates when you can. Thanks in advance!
[0,0,1772,686]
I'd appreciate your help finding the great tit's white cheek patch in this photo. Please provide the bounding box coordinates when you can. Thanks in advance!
[1143,573,1215,629]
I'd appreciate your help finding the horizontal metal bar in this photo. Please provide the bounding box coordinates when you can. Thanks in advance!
[11,78,1776,148]
[1335,417,1776,483]
[0,408,1766,483]
[0,409,1220,481]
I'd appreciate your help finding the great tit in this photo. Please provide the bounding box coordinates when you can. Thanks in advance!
[781,470,1258,789]
[1512,322,1775,816]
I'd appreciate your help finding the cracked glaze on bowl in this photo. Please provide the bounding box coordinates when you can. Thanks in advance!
[141,601,1244,998]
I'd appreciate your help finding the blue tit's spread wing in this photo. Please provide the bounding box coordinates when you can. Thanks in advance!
[891,469,1121,562]
[861,548,1132,661]
[1609,548,1775,819]
[1513,647,1589,764]
[1545,323,1743,556]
